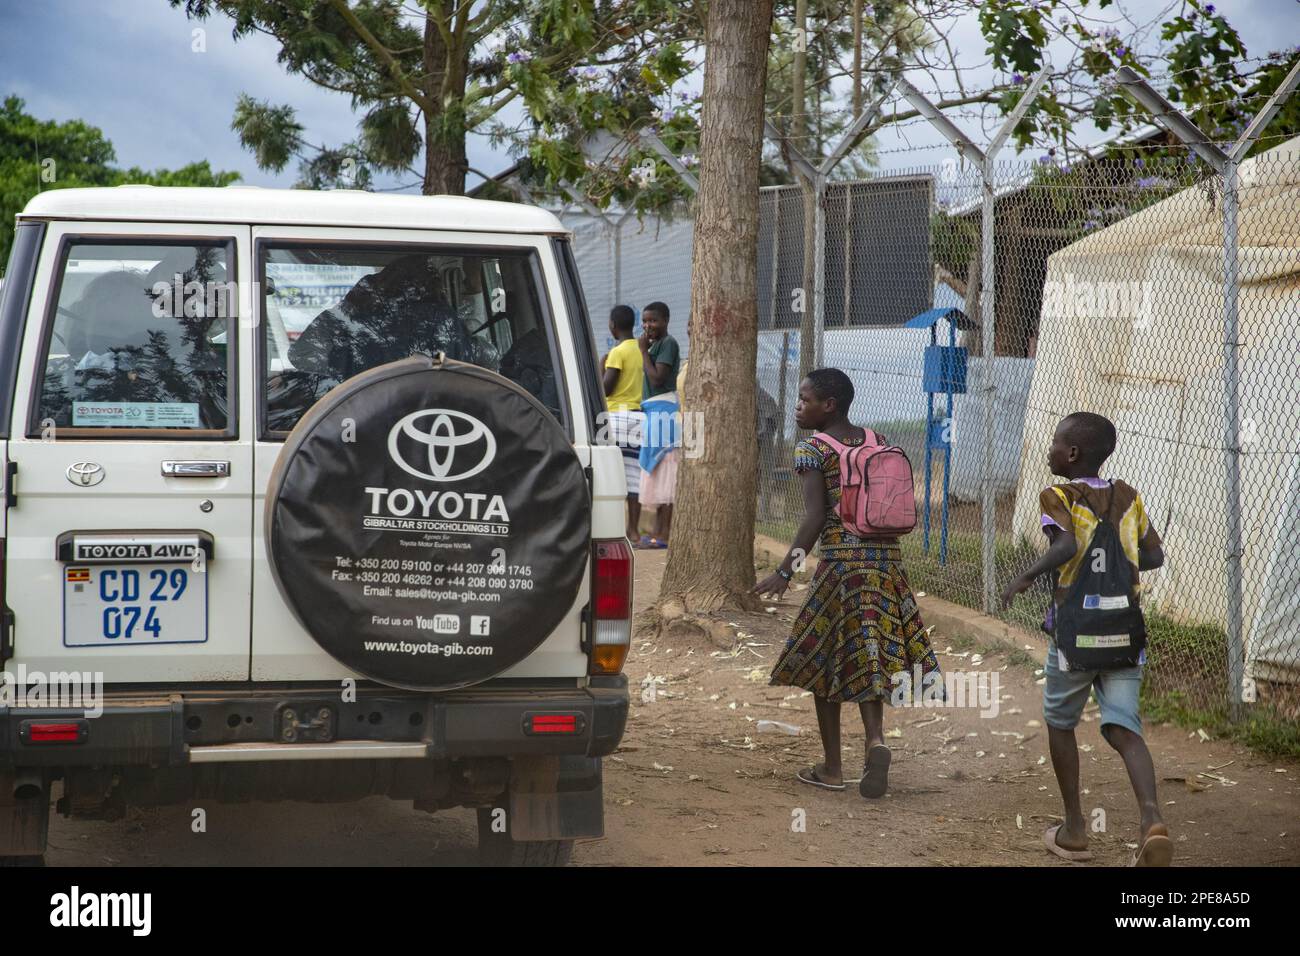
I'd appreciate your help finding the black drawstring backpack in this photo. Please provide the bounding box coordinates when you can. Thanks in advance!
[1053,481,1147,670]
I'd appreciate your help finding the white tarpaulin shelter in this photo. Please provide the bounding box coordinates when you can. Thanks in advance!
[1011,136,1300,682]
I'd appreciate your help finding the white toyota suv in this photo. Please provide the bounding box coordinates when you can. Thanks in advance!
[0,186,631,866]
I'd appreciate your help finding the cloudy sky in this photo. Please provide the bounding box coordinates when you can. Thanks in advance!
[2,0,1296,193]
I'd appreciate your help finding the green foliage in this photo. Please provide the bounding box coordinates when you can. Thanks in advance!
[0,96,238,272]
[230,94,302,173]
[972,1,1298,155]
[169,1,1295,214]
[174,0,694,199]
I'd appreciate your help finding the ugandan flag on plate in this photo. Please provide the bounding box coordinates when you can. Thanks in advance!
[65,568,91,584]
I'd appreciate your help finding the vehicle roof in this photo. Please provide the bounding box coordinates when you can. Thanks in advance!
[18,185,570,235]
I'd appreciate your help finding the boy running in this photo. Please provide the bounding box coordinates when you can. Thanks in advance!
[1002,412,1172,866]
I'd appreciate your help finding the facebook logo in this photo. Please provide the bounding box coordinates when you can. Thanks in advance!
[470,616,491,637]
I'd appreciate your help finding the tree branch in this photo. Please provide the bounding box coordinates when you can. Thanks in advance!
[329,0,435,113]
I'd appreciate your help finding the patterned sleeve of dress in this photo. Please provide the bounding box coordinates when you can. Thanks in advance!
[793,438,823,475]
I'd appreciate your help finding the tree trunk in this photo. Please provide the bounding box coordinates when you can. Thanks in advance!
[852,0,863,116]
[659,0,774,612]
[422,8,468,195]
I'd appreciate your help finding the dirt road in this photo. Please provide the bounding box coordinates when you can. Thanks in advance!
[46,549,1299,867]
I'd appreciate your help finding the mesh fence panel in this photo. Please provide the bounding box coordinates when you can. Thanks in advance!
[755,146,1300,731]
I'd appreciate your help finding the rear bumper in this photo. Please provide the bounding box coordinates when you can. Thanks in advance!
[0,675,628,769]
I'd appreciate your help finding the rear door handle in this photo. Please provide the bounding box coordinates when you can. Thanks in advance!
[161,460,231,478]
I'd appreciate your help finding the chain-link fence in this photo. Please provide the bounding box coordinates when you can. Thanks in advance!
[754,141,1300,743]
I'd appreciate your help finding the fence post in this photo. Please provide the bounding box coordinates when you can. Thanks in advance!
[979,156,997,612]
[896,68,1049,614]
[813,174,826,367]
[1222,157,1245,720]
[767,190,782,329]
[843,184,853,325]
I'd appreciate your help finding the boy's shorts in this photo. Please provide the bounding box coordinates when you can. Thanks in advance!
[607,410,643,497]
[1042,641,1144,737]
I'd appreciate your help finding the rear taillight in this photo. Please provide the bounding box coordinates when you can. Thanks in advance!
[523,713,586,735]
[20,720,88,745]
[590,538,632,675]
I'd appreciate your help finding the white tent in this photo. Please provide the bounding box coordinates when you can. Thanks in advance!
[1010,137,1300,682]
[1250,450,1300,683]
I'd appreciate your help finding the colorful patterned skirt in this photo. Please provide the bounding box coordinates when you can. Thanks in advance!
[770,545,942,703]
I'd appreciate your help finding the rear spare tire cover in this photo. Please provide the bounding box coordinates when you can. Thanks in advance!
[266,354,589,690]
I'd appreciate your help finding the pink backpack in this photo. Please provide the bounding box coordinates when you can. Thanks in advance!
[814,429,917,537]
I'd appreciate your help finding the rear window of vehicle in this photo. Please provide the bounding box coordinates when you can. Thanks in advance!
[34,240,235,434]
[260,244,565,435]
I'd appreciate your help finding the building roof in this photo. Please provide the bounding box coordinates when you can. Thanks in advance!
[944,124,1164,217]
[18,185,568,235]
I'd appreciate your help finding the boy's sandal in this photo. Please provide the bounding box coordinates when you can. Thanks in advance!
[1130,825,1174,867]
[858,745,891,799]
[796,765,845,791]
[1043,824,1094,862]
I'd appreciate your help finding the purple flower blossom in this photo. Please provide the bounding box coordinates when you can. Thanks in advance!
[1083,219,1099,231]
[1116,46,1127,57]
[1135,176,1159,189]
[507,51,530,65]
[1134,157,1144,168]
[1038,155,1052,165]
[1206,4,1216,14]
[1012,73,1025,85]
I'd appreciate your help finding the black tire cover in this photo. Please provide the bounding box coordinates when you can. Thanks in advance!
[265,354,589,690]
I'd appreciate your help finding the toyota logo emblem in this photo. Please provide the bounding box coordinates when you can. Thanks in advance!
[67,462,105,487]
[387,409,497,482]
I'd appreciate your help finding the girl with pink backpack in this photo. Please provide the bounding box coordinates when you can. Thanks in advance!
[755,368,943,798]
